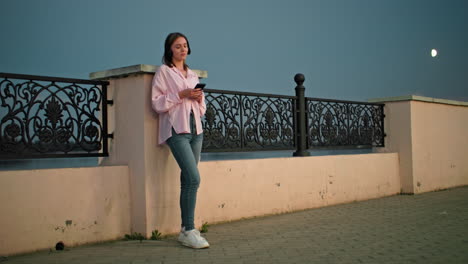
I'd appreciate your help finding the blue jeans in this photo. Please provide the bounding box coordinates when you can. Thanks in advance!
[166,116,203,231]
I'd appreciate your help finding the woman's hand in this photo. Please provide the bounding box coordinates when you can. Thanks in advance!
[179,89,203,100]
[196,93,204,104]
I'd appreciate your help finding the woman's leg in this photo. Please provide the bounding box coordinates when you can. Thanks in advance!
[166,132,202,231]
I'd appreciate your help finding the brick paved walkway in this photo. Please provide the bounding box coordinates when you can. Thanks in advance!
[3,186,468,264]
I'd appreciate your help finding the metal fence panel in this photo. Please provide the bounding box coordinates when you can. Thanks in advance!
[0,73,111,159]
[306,98,385,148]
[202,89,295,152]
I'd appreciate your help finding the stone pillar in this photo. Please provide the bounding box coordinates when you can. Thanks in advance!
[370,95,468,194]
[372,99,414,193]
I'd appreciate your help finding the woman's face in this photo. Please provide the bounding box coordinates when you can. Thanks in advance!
[171,37,188,63]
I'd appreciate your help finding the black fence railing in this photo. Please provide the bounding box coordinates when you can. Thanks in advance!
[202,74,385,154]
[0,73,112,159]
[0,72,384,159]
[202,89,295,152]
[306,98,385,148]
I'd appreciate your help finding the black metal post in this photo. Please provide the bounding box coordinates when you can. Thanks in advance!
[293,73,310,157]
[101,82,110,157]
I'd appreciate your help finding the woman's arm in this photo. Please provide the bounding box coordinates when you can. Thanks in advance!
[151,68,182,113]
[198,93,206,116]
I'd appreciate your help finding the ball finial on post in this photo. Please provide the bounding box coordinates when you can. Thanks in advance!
[294,73,305,86]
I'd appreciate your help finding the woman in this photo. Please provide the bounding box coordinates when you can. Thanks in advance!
[151,32,209,249]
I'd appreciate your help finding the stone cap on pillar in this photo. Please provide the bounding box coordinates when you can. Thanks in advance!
[89,64,208,80]
[368,95,468,107]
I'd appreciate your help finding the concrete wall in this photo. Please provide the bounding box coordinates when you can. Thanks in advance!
[155,152,401,235]
[373,96,468,194]
[0,166,130,256]
[0,151,400,256]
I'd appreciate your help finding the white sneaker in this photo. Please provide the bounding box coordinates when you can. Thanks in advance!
[178,228,210,249]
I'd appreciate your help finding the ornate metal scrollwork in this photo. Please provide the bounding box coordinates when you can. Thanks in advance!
[0,74,110,158]
[202,90,295,151]
[202,92,242,150]
[307,99,384,148]
[242,96,294,150]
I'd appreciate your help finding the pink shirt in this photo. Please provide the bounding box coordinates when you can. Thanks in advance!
[151,64,206,144]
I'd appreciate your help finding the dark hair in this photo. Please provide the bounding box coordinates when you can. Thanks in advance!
[162,32,191,70]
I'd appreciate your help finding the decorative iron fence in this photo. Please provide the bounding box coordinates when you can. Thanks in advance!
[306,98,385,148]
[0,72,384,158]
[0,73,112,159]
[202,74,385,154]
[202,89,295,152]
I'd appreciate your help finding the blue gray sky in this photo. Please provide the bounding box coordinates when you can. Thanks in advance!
[1,0,467,101]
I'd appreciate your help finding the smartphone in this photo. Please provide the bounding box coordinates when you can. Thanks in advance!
[195,83,206,90]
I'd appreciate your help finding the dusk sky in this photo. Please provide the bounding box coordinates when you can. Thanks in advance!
[1,0,467,102]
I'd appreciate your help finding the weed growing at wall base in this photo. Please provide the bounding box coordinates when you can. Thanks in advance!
[201,222,209,233]
[124,230,163,242]
[150,230,162,240]
[124,232,145,242]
